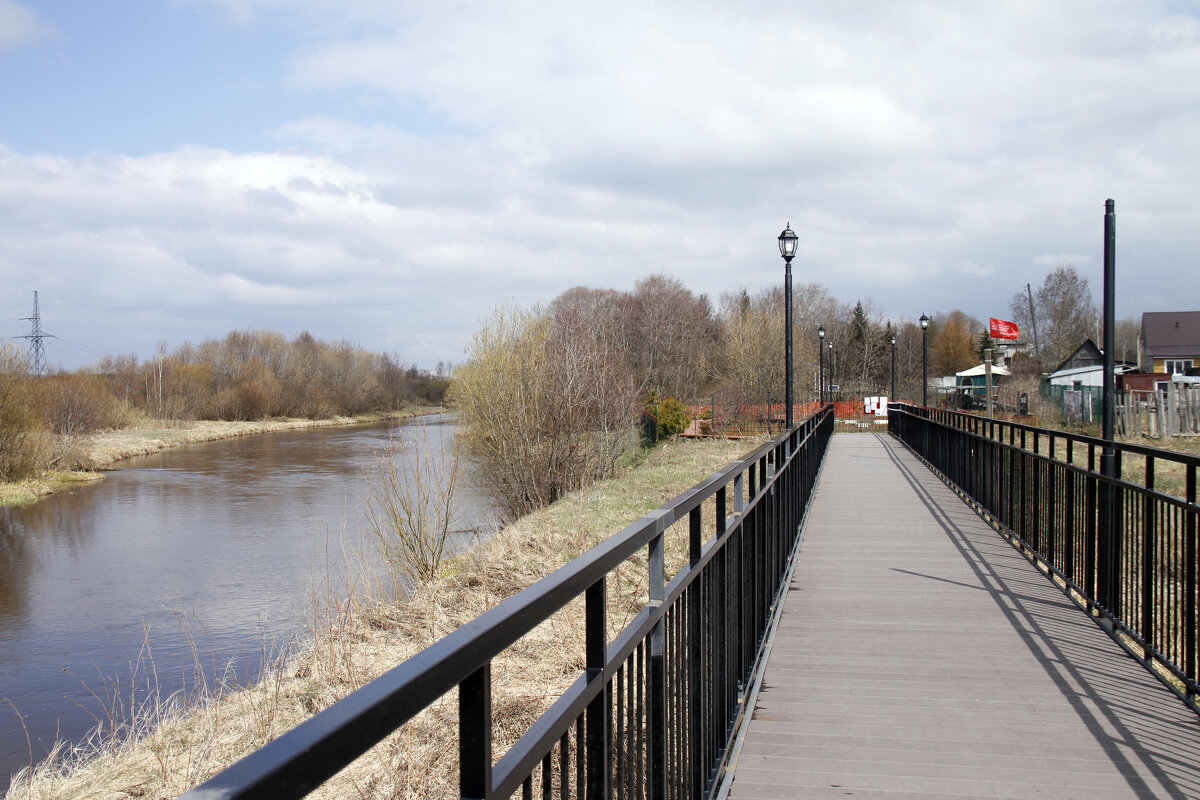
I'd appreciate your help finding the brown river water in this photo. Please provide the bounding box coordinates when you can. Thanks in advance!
[0,414,496,792]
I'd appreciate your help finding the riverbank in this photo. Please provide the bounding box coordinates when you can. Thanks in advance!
[5,435,761,799]
[0,409,437,507]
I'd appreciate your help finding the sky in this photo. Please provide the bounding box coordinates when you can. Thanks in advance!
[1,0,1198,371]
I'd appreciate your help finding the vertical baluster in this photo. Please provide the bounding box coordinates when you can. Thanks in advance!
[647,512,667,800]
[460,665,492,800]
[586,579,609,800]
[688,505,703,800]
[1187,464,1197,696]
[1144,458,1155,651]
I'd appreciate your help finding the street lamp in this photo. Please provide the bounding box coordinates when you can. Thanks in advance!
[818,325,826,405]
[890,333,897,401]
[778,224,798,428]
[827,340,834,400]
[919,313,930,407]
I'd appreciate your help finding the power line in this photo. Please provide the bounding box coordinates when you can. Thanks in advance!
[19,290,55,376]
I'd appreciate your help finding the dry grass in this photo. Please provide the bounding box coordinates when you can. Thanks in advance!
[0,471,102,506]
[5,435,758,800]
[83,411,428,469]
[0,410,433,508]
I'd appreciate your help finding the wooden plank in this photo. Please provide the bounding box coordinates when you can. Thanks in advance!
[727,434,1200,800]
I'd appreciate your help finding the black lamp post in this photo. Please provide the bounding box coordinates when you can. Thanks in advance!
[818,325,826,404]
[778,224,798,428]
[827,341,834,400]
[919,313,930,406]
[890,333,897,401]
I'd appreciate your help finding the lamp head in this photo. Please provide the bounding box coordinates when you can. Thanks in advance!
[818,325,825,339]
[777,224,798,261]
[919,313,930,330]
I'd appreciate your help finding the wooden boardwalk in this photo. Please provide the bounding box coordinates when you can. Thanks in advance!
[725,434,1200,800]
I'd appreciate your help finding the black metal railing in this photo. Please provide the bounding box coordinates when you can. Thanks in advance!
[890,403,1200,705]
[182,406,834,799]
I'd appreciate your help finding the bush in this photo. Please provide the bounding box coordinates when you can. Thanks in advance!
[449,305,640,521]
[0,343,50,481]
[40,374,129,435]
[656,397,691,438]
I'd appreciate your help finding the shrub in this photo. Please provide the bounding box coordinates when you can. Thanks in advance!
[0,343,50,481]
[40,374,129,436]
[656,397,691,438]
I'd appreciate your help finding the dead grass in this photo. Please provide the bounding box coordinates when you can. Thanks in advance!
[5,435,758,800]
[0,410,434,508]
[0,471,102,506]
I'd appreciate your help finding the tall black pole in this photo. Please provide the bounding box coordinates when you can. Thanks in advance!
[779,225,798,429]
[819,337,824,404]
[785,260,794,428]
[818,326,825,404]
[890,335,897,401]
[921,327,929,406]
[1102,199,1116,446]
[1100,198,1118,610]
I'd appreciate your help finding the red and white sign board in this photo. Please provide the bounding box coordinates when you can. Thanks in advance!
[864,396,888,416]
[989,318,1019,340]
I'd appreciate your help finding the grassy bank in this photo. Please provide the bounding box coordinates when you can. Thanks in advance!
[0,409,436,508]
[5,435,761,799]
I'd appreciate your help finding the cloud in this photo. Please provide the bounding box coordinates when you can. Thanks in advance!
[0,0,51,50]
[1033,254,1093,268]
[4,1,1200,369]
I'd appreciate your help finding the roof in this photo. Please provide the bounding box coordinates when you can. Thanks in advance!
[1049,363,1135,379]
[955,363,1012,378]
[1051,339,1103,374]
[1142,311,1200,357]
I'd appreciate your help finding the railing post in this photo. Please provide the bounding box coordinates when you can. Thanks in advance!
[1188,465,1197,696]
[1143,458,1155,642]
[460,665,492,800]
[688,506,704,799]
[647,511,668,800]
[586,579,609,800]
[1064,440,1075,584]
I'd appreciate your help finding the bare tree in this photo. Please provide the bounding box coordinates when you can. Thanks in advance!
[629,274,717,400]
[1010,265,1097,369]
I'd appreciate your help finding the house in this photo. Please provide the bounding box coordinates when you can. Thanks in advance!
[1046,339,1134,389]
[1142,311,1200,375]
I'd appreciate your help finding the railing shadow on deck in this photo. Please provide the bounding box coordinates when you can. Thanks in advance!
[889,402,1200,712]
[182,406,834,799]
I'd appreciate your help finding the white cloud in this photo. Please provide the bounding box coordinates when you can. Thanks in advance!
[0,0,49,50]
[4,1,1200,368]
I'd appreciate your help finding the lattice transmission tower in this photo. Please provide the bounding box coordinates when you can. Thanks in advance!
[20,290,54,376]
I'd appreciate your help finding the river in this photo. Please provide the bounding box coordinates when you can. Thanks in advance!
[0,415,496,792]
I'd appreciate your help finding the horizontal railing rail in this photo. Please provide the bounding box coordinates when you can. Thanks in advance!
[890,402,1200,707]
[183,405,834,799]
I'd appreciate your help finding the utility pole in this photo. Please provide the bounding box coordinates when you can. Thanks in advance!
[1025,283,1041,363]
[19,291,54,376]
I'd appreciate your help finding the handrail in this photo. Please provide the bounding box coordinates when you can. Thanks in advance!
[890,402,1200,710]
[183,405,835,799]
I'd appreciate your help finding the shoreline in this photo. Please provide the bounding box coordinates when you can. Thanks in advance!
[0,408,440,508]
[3,435,757,799]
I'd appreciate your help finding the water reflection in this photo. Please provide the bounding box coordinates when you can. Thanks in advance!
[0,415,494,791]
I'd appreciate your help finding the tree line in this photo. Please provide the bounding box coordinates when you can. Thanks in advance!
[451,265,1140,520]
[0,331,448,482]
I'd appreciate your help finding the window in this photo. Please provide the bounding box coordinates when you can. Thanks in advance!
[1165,359,1194,375]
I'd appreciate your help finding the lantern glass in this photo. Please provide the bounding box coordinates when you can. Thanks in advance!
[777,225,798,259]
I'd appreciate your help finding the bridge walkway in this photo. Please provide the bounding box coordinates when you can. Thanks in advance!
[725,433,1200,800]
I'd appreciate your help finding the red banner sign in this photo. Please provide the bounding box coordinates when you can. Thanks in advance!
[989,318,1019,340]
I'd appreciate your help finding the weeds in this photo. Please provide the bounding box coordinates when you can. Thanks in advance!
[361,423,463,592]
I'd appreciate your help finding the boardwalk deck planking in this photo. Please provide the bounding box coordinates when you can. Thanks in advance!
[726,434,1200,800]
